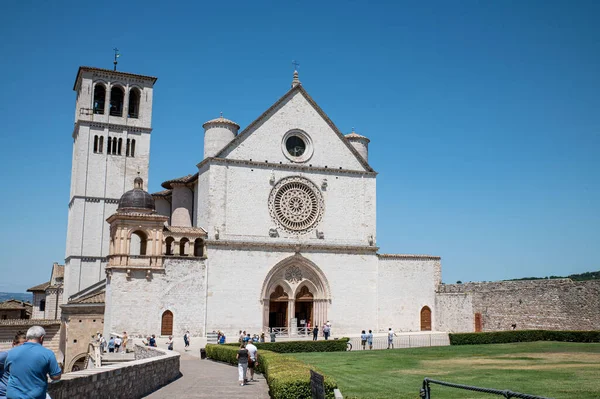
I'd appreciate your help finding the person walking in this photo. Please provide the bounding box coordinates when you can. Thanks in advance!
[108,336,115,353]
[245,340,259,382]
[387,327,397,349]
[99,334,107,353]
[360,330,367,350]
[184,331,190,349]
[269,329,276,343]
[4,326,61,399]
[166,336,174,350]
[0,331,26,399]
[236,343,249,386]
[367,329,374,350]
[312,325,319,341]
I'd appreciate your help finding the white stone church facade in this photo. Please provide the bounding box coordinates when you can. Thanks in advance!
[63,66,467,341]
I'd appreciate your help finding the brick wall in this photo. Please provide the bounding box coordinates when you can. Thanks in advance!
[0,321,61,360]
[438,279,600,331]
[48,346,180,399]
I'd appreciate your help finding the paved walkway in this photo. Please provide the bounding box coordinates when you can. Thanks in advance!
[144,353,270,399]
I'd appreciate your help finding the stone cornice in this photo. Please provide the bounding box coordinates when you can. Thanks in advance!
[377,254,441,261]
[69,196,120,208]
[65,256,108,262]
[106,212,169,223]
[0,319,61,327]
[205,239,379,254]
[72,120,152,138]
[73,66,157,91]
[197,157,377,177]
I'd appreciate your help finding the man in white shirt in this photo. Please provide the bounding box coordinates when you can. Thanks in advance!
[387,327,397,349]
[114,336,123,352]
[245,341,258,382]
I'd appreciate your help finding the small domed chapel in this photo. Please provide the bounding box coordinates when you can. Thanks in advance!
[59,66,470,363]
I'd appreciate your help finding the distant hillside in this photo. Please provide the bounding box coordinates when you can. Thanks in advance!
[508,270,600,282]
[0,292,32,303]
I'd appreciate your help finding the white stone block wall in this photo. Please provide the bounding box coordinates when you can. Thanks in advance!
[104,258,206,338]
[171,185,193,227]
[376,257,441,332]
[435,293,474,332]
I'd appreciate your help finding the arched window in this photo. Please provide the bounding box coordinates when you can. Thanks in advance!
[165,237,174,255]
[179,238,189,256]
[99,136,104,153]
[107,137,112,154]
[128,88,140,118]
[109,86,124,117]
[161,310,173,336]
[93,135,98,153]
[117,138,123,155]
[194,238,204,257]
[126,139,131,157]
[130,231,148,256]
[40,299,46,312]
[93,84,106,115]
[131,139,136,157]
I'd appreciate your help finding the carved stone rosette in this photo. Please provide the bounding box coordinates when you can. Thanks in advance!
[268,176,324,234]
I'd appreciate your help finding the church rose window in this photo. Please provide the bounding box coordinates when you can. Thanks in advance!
[281,130,313,163]
[269,176,324,233]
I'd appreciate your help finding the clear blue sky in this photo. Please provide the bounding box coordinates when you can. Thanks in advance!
[0,0,598,292]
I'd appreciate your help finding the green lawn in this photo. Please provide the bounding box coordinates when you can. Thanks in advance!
[291,342,600,399]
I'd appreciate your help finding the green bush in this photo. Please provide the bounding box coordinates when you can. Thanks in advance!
[205,344,338,399]
[449,330,600,345]
[222,338,349,353]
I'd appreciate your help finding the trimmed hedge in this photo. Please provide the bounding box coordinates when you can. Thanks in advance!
[222,338,349,353]
[205,344,338,399]
[450,330,600,345]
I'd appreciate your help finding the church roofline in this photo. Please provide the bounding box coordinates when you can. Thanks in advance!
[208,84,376,173]
[197,157,377,176]
[377,253,441,261]
[160,173,198,189]
[27,281,50,292]
[151,189,172,198]
[73,66,157,91]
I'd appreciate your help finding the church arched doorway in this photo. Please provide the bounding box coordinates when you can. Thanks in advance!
[161,310,173,336]
[420,306,432,331]
[261,254,331,335]
[295,286,314,329]
[268,286,289,328]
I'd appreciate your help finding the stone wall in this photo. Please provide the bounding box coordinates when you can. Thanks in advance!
[435,293,474,332]
[0,320,61,359]
[438,279,600,331]
[48,346,180,399]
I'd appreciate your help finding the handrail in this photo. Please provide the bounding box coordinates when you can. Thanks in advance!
[420,378,554,399]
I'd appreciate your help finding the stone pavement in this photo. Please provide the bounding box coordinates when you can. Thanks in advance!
[143,353,270,398]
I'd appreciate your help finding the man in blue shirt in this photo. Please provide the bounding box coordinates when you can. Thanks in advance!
[0,331,26,399]
[5,326,61,399]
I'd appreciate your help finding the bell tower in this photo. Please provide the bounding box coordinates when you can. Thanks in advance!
[64,66,158,301]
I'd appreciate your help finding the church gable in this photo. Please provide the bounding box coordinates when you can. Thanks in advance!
[217,87,373,172]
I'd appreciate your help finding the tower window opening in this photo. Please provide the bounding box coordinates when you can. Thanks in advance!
[130,230,148,256]
[93,84,106,115]
[93,135,99,153]
[194,238,204,257]
[99,136,104,153]
[109,86,124,117]
[107,137,112,154]
[128,88,140,118]
[117,138,123,155]
[40,299,46,312]
[131,139,136,157]
[126,139,130,157]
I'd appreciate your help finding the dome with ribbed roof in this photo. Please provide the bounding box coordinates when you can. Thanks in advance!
[118,177,155,212]
[202,114,240,129]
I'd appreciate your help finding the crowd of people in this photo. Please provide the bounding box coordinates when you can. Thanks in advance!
[0,326,62,399]
[95,331,129,354]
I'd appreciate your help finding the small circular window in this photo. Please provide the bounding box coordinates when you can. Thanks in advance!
[281,130,313,163]
[286,136,306,157]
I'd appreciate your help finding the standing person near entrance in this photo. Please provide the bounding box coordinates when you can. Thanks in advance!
[184,331,190,349]
[236,343,249,387]
[108,336,115,353]
[360,330,367,350]
[322,323,330,340]
[312,324,319,341]
[114,335,122,352]
[166,336,174,350]
[387,327,397,349]
[122,332,128,353]
[245,341,258,382]
[4,326,61,399]
[367,329,374,350]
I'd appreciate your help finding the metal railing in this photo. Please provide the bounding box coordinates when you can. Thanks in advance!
[349,333,449,350]
[420,378,553,399]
